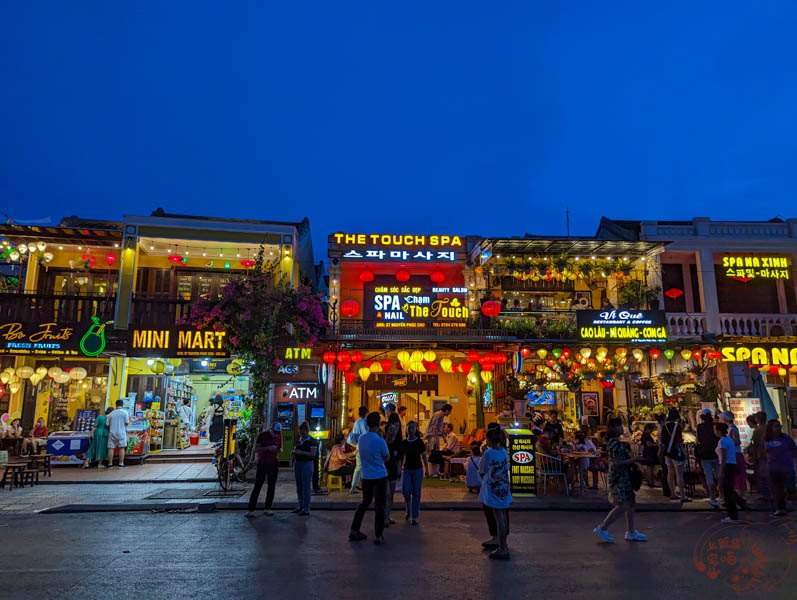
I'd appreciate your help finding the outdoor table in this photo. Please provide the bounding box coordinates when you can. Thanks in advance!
[29,454,53,478]
[559,452,600,494]
[1,462,28,489]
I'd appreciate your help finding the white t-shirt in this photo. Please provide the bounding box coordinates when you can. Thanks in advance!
[356,431,388,480]
[716,436,736,464]
[108,408,130,443]
[478,448,512,509]
[179,405,193,426]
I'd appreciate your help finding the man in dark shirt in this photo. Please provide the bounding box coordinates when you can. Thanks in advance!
[548,410,565,445]
[383,403,403,527]
[246,422,283,517]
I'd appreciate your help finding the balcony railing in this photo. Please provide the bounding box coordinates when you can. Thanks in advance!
[130,296,193,327]
[0,293,115,324]
[666,313,707,338]
[719,313,797,337]
[493,310,577,340]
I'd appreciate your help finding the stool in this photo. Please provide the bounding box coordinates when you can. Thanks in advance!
[326,474,344,491]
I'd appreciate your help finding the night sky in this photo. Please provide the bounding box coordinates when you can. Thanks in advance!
[2,2,796,260]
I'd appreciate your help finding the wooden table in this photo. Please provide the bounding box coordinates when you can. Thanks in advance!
[559,452,601,494]
[29,454,53,478]
[1,462,28,489]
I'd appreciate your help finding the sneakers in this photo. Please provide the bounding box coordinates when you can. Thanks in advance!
[373,536,385,545]
[720,517,740,523]
[117,464,127,468]
[593,526,614,543]
[708,499,719,507]
[488,549,511,560]
[291,508,302,513]
[98,465,107,469]
[348,531,367,542]
[264,510,274,516]
[771,510,787,517]
[624,530,648,542]
[244,511,255,518]
[411,519,418,525]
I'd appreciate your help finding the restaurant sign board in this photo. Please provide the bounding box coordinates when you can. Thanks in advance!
[506,428,536,496]
[577,310,668,343]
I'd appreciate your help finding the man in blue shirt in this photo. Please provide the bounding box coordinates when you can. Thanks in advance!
[347,406,369,493]
[349,412,389,544]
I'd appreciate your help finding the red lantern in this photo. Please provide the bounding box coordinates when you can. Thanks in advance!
[459,362,472,375]
[769,365,779,375]
[364,360,373,369]
[706,350,722,360]
[649,348,661,360]
[546,358,556,368]
[168,255,184,265]
[380,359,392,373]
[692,350,702,360]
[428,361,438,371]
[494,353,507,365]
[359,269,375,282]
[481,300,501,317]
[337,361,351,372]
[350,350,364,363]
[344,371,356,385]
[396,269,410,282]
[395,362,403,371]
[466,350,480,363]
[337,350,351,363]
[240,259,256,269]
[340,300,360,317]
[520,346,531,359]
[322,351,337,364]
[430,270,445,283]
[105,253,117,267]
[561,348,572,359]
[481,362,494,372]
[452,363,462,373]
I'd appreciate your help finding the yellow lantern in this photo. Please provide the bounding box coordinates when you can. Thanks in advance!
[536,348,548,360]
[423,350,436,362]
[370,361,383,374]
[55,372,70,384]
[69,367,88,380]
[359,367,371,381]
[410,350,424,362]
[680,349,692,361]
[596,346,608,358]
[410,361,426,373]
[400,360,410,371]
[227,361,242,376]
[15,366,34,379]
[778,367,787,377]
[615,347,628,358]
[397,350,409,363]
[9,382,21,394]
[0,372,8,384]
[480,371,493,383]
[29,373,42,386]
[48,366,62,379]
[151,360,166,374]
[440,358,452,373]
[35,366,48,378]
[632,348,644,362]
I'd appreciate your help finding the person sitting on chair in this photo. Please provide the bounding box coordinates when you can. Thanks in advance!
[439,423,461,481]
[22,418,49,455]
[325,433,356,486]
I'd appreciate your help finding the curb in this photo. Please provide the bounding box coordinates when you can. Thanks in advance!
[38,479,218,486]
[38,501,771,515]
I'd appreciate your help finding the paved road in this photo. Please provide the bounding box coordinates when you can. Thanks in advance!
[1,510,795,600]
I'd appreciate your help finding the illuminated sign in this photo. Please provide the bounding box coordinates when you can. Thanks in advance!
[0,320,120,357]
[720,255,791,280]
[331,232,463,262]
[506,429,536,496]
[721,346,797,366]
[127,326,229,358]
[365,276,469,329]
[577,310,667,343]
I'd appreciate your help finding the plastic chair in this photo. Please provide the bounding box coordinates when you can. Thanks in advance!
[326,473,344,491]
[537,453,569,496]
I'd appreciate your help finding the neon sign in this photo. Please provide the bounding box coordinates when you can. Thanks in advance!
[721,346,797,366]
[331,232,463,262]
[576,310,668,343]
[332,233,462,247]
[365,277,469,328]
[720,255,791,280]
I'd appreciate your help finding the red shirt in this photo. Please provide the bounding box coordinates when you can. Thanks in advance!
[32,425,49,438]
[256,430,282,464]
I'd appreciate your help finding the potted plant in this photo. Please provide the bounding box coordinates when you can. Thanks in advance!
[618,279,661,309]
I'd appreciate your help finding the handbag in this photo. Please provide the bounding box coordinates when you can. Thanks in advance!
[665,423,685,461]
[629,463,643,491]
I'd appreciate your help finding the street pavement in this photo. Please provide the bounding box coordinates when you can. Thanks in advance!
[1,510,794,600]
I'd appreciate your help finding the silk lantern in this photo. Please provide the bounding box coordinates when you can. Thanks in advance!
[322,351,337,364]
[466,350,480,362]
[692,350,702,361]
[632,349,644,362]
[69,367,88,380]
[410,350,424,362]
[680,349,692,361]
[430,270,445,283]
[359,367,371,382]
[337,350,351,363]
[480,371,493,383]
[380,359,392,373]
[552,348,562,359]
[36,366,48,378]
[459,362,472,375]
[580,347,591,359]
[340,300,360,317]
[596,346,608,358]
[536,348,548,360]
[337,361,351,372]
[480,301,501,317]
[397,350,409,363]
[350,350,364,363]
[359,269,375,283]
[615,347,628,358]
[423,350,436,362]
[396,269,410,282]
[649,348,661,360]
[440,358,452,373]
[344,371,356,385]
[16,366,34,379]
[105,253,117,267]
[369,361,383,374]
[48,366,62,379]
[663,349,675,360]
[520,346,531,359]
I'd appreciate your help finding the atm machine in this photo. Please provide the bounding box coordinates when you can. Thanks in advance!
[308,401,330,491]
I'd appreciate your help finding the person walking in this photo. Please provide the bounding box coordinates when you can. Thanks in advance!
[719,412,748,501]
[292,421,317,516]
[245,422,282,518]
[696,409,720,506]
[715,422,744,522]
[655,413,671,498]
[479,427,512,560]
[347,406,369,494]
[83,407,112,468]
[763,419,796,517]
[400,421,428,524]
[752,411,771,501]
[661,409,690,503]
[424,403,452,477]
[107,399,130,468]
[593,417,647,543]
[383,403,403,527]
[208,396,225,444]
[349,412,389,544]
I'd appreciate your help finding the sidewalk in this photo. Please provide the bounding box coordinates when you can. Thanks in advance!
[2,469,784,515]
[43,461,217,484]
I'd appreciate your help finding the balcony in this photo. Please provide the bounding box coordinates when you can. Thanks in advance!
[130,296,193,327]
[667,312,797,338]
[0,293,116,324]
[492,310,577,340]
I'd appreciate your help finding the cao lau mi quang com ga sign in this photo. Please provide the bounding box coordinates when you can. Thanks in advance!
[577,310,668,343]
[331,232,463,263]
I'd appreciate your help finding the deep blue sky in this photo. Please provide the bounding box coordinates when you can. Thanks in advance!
[2,2,797,261]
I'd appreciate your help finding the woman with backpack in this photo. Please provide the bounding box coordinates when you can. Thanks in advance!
[661,409,691,503]
[593,417,647,543]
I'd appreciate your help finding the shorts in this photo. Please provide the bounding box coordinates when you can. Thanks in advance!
[108,435,128,449]
[665,457,685,470]
[700,459,720,486]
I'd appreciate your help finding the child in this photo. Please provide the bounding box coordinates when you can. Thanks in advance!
[466,441,482,493]
[574,432,598,492]
[479,427,512,560]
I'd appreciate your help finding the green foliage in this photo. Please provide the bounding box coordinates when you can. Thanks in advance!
[618,279,661,309]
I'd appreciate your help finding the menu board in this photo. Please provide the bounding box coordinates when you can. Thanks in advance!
[75,410,98,432]
[727,396,762,448]
[506,429,536,496]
